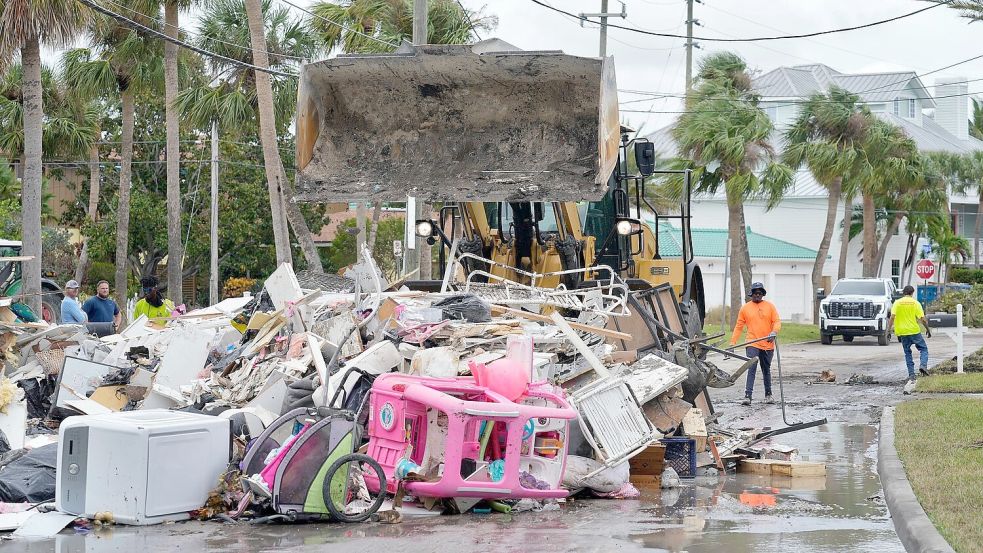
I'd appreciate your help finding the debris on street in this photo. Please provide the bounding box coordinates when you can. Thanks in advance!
[0,250,818,533]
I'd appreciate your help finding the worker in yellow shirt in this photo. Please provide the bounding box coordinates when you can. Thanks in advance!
[730,282,782,406]
[887,285,931,384]
[132,276,175,322]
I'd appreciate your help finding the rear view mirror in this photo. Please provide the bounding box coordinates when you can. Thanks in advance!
[635,141,656,176]
[892,291,903,301]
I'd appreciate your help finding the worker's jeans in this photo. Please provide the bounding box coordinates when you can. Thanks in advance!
[899,333,929,379]
[745,346,774,398]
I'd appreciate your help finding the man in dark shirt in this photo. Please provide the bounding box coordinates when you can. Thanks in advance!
[82,280,121,330]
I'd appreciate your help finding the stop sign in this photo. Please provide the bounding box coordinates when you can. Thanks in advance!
[915,259,936,280]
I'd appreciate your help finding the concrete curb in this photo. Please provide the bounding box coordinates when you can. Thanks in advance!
[878,406,956,553]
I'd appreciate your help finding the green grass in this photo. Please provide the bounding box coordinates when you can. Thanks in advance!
[916,372,983,393]
[703,322,819,345]
[895,399,983,553]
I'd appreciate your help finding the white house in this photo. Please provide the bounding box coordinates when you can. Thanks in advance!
[648,64,983,321]
[655,223,819,322]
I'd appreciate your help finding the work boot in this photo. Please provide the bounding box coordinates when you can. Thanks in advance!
[764,395,775,404]
[919,367,930,377]
[741,396,751,406]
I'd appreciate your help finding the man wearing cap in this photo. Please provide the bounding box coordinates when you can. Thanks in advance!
[60,280,87,324]
[730,282,782,405]
[887,285,932,385]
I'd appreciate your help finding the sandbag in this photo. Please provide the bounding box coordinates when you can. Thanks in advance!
[562,455,629,493]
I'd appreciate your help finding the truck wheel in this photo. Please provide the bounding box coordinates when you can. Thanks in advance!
[820,332,832,345]
[842,335,854,343]
[878,332,890,346]
[41,296,61,324]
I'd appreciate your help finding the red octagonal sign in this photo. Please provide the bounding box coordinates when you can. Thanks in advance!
[915,259,936,280]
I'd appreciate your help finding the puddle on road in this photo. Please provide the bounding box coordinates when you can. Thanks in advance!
[9,424,900,553]
[625,423,901,553]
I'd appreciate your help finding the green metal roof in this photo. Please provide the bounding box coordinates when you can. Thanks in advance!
[652,222,818,260]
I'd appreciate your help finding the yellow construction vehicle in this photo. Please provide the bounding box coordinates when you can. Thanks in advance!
[294,40,705,326]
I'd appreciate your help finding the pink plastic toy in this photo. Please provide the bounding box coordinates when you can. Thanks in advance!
[469,358,529,402]
[364,373,576,499]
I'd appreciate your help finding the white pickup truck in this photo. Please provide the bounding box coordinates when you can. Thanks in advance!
[819,278,901,345]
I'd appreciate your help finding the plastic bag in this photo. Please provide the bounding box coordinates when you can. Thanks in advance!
[432,295,491,323]
[0,443,57,503]
[562,456,629,493]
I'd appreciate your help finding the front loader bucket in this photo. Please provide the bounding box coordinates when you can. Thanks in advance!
[295,40,619,202]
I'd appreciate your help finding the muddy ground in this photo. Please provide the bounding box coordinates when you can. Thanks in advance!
[9,331,981,553]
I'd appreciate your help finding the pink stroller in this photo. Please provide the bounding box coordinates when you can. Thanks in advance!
[364,373,576,500]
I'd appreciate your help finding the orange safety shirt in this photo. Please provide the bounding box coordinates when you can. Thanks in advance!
[730,300,782,351]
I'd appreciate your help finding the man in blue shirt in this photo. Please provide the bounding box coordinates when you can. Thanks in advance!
[82,280,121,329]
[60,280,87,324]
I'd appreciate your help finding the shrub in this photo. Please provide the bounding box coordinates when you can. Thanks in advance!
[927,284,983,327]
[949,267,983,284]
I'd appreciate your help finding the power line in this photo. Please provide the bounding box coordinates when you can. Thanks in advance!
[75,0,298,78]
[99,0,308,62]
[455,0,482,41]
[528,0,951,42]
[275,0,400,50]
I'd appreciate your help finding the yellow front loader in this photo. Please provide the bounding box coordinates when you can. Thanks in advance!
[294,40,704,325]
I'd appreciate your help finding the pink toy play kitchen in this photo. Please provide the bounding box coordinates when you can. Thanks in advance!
[364,371,576,500]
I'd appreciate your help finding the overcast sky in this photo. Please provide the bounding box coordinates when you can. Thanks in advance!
[455,0,983,131]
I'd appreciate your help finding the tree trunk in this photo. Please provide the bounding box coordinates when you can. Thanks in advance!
[164,1,184,304]
[19,38,44,316]
[75,142,101,284]
[904,234,917,286]
[245,0,292,265]
[838,193,852,279]
[726,196,744,327]
[812,177,840,324]
[113,89,136,318]
[874,213,903,278]
[278,166,323,272]
[736,202,752,294]
[975,192,983,269]
[862,193,877,277]
[368,202,383,252]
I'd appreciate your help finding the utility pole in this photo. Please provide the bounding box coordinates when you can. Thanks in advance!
[579,1,626,58]
[403,0,428,278]
[685,0,700,93]
[209,121,219,305]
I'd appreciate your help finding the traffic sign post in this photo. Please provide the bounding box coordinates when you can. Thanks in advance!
[915,259,936,282]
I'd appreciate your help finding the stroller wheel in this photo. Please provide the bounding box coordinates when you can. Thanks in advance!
[323,453,388,523]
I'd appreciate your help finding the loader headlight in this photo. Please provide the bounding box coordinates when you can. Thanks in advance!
[616,218,642,236]
[415,220,434,238]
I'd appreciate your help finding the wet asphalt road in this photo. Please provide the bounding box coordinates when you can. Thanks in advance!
[11,334,980,552]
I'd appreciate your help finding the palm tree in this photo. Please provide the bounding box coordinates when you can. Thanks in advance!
[0,0,91,314]
[971,98,983,141]
[178,0,324,272]
[63,9,162,312]
[854,119,919,277]
[666,52,793,324]
[310,0,495,53]
[310,0,496,274]
[783,86,871,322]
[952,150,983,268]
[929,217,971,284]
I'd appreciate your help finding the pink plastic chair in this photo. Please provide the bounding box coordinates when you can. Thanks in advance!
[364,373,576,499]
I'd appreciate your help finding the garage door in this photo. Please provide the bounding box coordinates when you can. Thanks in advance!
[772,274,807,322]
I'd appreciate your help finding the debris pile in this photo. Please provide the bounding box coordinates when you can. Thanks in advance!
[1,249,820,531]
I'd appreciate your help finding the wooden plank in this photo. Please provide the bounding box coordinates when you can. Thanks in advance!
[549,312,610,378]
[738,459,779,475]
[772,461,826,478]
[739,458,826,478]
[488,305,632,341]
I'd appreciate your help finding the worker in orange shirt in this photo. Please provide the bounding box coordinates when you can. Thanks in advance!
[730,282,782,406]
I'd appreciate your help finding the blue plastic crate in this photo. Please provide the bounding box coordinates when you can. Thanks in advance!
[660,437,696,477]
